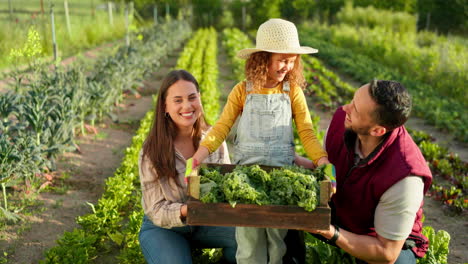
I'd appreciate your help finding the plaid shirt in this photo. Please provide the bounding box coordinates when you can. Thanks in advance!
[139,137,230,228]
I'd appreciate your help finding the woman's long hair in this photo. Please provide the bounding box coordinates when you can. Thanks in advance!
[142,69,208,185]
[245,52,305,91]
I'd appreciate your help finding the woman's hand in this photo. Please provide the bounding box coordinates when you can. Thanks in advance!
[180,204,187,217]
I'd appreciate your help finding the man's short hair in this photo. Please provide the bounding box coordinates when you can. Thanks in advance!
[368,80,412,130]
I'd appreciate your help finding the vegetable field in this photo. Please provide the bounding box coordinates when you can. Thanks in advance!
[0,1,466,264]
[0,0,134,69]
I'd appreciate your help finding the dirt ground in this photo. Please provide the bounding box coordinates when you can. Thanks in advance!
[0,46,466,264]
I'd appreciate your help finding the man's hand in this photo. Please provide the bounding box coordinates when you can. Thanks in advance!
[307,224,407,264]
[307,224,335,240]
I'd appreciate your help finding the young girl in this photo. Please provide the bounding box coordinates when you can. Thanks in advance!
[138,69,237,264]
[192,19,329,264]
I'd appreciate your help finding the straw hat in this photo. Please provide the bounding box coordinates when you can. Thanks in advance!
[237,18,318,59]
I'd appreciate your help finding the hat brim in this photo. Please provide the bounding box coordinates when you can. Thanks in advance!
[236,46,318,59]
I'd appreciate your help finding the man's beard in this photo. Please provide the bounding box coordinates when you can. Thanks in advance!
[345,125,371,136]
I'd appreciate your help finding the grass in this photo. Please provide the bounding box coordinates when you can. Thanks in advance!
[52,199,64,209]
[45,172,71,195]
[0,0,128,69]
[94,131,109,140]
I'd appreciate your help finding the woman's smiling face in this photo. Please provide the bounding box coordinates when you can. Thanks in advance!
[165,80,202,131]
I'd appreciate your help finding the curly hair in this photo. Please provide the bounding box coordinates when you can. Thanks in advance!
[245,52,306,91]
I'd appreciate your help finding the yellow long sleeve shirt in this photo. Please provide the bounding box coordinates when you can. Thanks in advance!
[201,81,327,164]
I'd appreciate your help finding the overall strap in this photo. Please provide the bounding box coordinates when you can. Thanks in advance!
[246,81,253,92]
[283,81,290,92]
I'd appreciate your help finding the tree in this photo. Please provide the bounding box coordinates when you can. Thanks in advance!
[192,0,223,28]
[417,0,468,34]
[249,0,282,29]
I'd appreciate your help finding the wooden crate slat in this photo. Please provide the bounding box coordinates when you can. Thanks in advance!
[187,200,330,230]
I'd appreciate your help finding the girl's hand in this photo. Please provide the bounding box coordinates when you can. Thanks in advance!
[294,153,315,169]
[191,146,210,168]
[316,156,330,166]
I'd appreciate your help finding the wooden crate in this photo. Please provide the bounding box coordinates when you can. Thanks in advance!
[186,164,332,230]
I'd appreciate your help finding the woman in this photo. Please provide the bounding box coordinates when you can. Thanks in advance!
[138,69,237,264]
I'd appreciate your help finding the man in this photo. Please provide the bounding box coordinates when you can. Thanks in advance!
[309,80,432,264]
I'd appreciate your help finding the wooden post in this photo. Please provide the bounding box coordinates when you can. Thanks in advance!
[108,2,113,26]
[64,0,71,37]
[165,2,169,18]
[50,4,58,64]
[242,5,246,31]
[8,0,13,21]
[153,6,158,25]
[426,13,431,30]
[129,1,134,20]
[40,0,44,15]
[90,0,95,17]
[125,5,129,46]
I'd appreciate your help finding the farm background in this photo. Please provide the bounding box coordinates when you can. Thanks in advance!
[0,0,466,263]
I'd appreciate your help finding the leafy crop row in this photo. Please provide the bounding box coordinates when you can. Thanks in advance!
[175,28,220,124]
[299,24,467,142]
[305,18,467,103]
[221,28,252,80]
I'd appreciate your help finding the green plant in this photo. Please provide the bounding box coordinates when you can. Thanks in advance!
[0,135,21,214]
[94,132,109,140]
[417,226,450,264]
[40,229,99,264]
[7,26,43,68]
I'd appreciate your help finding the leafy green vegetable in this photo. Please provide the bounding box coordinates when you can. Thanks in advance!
[417,226,450,264]
[199,165,322,211]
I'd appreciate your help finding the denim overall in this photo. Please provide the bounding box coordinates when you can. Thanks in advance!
[234,81,294,264]
[233,81,295,166]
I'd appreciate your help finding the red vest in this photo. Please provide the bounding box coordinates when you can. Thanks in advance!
[326,108,432,258]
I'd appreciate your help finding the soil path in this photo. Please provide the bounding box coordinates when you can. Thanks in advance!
[0,50,178,264]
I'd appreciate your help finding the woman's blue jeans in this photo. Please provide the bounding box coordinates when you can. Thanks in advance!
[395,248,417,264]
[356,248,416,264]
[139,215,237,264]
